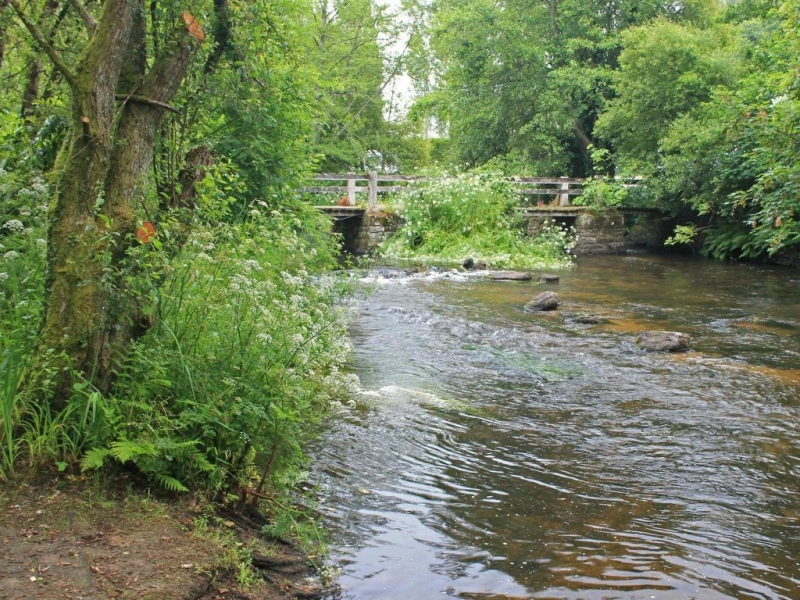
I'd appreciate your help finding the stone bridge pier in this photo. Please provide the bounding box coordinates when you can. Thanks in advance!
[330,208,402,255]
[524,208,668,255]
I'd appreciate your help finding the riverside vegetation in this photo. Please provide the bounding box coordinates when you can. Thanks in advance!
[1,143,356,595]
[2,0,799,596]
[381,171,576,269]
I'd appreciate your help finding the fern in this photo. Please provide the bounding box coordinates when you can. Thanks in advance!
[155,473,189,493]
[80,447,110,471]
[110,440,158,462]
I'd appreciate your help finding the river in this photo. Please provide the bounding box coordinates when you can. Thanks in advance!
[312,254,800,599]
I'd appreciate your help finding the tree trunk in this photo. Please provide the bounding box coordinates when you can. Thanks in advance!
[20,59,42,124]
[17,0,204,407]
[0,0,10,68]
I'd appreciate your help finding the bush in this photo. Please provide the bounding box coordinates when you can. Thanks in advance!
[82,204,357,493]
[381,171,575,268]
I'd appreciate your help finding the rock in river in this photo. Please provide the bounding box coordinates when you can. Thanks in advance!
[539,274,560,283]
[525,291,559,311]
[462,257,487,270]
[636,331,691,352]
[489,271,532,281]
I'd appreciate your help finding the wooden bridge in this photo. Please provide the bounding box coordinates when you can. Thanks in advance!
[301,173,663,255]
[301,172,591,216]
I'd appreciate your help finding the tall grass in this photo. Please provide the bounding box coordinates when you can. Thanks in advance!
[0,170,54,479]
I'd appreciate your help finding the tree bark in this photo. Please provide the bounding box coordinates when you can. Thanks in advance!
[20,59,42,123]
[19,0,204,406]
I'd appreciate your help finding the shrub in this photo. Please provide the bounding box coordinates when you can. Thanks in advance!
[381,171,575,268]
[82,203,357,493]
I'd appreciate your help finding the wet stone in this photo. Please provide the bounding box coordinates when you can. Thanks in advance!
[566,313,604,325]
[539,274,560,283]
[637,331,691,352]
[525,291,559,311]
[489,271,532,281]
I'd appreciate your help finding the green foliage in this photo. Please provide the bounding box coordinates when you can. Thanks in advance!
[195,0,317,208]
[0,127,54,478]
[595,19,741,173]
[381,171,575,268]
[623,0,800,260]
[410,0,721,175]
[574,179,629,208]
[80,199,356,492]
[664,224,700,249]
[303,0,392,171]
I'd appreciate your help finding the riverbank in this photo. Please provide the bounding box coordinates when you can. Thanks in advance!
[0,474,334,600]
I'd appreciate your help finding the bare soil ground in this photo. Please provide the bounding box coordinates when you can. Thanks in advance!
[0,475,335,600]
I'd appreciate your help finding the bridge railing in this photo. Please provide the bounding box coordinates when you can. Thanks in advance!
[300,172,589,208]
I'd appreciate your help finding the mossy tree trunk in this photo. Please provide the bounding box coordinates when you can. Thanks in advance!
[10,0,204,407]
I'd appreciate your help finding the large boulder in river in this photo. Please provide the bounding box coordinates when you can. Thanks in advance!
[525,291,559,311]
[489,271,532,281]
[539,274,560,283]
[636,331,691,352]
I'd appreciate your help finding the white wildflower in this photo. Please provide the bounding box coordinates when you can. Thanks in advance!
[3,250,20,260]
[242,259,261,272]
[0,272,8,281]
[3,219,24,233]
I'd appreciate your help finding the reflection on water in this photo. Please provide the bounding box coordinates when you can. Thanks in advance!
[312,255,800,599]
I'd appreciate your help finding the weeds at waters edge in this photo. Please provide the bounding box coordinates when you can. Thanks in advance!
[79,206,359,495]
[2,162,358,511]
[380,170,576,269]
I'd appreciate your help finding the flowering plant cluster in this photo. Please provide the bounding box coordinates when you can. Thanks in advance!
[90,204,357,491]
[0,171,49,354]
[381,171,575,269]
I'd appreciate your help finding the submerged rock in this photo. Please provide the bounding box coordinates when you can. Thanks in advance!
[539,274,560,283]
[525,291,559,311]
[565,312,605,325]
[489,271,532,281]
[637,331,691,352]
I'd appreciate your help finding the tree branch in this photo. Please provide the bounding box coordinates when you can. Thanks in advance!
[69,0,96,37]
[8,0,76,87]
[115,94,180,114]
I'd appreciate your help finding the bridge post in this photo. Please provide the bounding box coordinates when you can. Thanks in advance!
[558,177,571,206]
[347,173,356,206]
[368,171,378,208]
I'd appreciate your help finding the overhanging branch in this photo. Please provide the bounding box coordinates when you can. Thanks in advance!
[115,94,180,114]
[8,0,77,87]
[69,0,97,37]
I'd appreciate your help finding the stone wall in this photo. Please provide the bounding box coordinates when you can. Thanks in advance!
[331,209,402,255]
[526,209,669,255]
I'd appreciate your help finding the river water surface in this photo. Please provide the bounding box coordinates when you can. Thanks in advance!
[312,255,800,599]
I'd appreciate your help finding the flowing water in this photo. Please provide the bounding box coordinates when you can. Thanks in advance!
[312,254,800,599]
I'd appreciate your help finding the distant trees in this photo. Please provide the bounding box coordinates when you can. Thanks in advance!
[403,0,800,261]
[598,0,800,260]
[408,0,719,175]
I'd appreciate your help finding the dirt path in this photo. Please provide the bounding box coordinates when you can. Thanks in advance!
[0,477,334,600]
